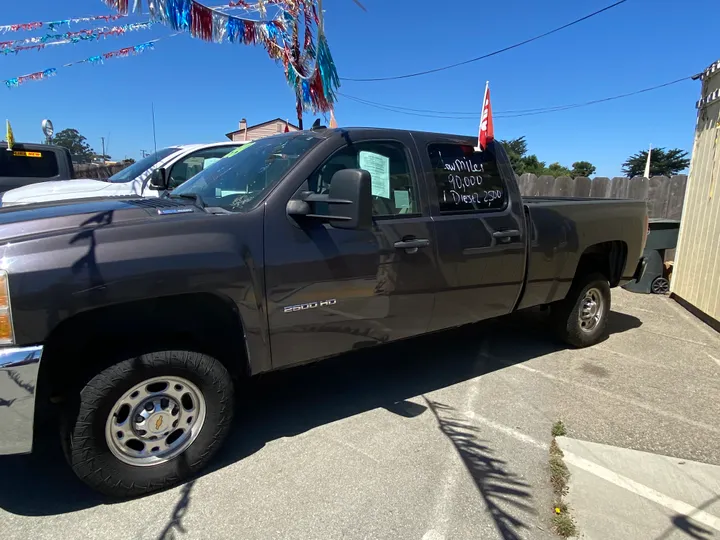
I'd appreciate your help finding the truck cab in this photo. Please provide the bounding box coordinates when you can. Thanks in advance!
[0,142,74,193]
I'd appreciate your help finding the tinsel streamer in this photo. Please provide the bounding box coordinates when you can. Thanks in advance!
[211,12,228,43]
[166,0,193,32]
[191,2,214,40]
[0,22,42,33]
[3,39,159,88]
[0,15,124,34]
[4,68,57,88]
[242,20,258,45]
[101,0,340,112]
[315,33,338,102]
[0,22,155,55]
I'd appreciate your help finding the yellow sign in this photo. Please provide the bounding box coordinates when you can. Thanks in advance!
[12,151,42,158]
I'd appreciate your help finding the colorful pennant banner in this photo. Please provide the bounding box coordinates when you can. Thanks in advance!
[0,22,155,56]
[0,14,125,34]
[102,0,340,113]
[2,39,162,89]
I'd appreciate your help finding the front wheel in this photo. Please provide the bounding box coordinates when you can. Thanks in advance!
[550,273,611,348]
[61,350,234,498]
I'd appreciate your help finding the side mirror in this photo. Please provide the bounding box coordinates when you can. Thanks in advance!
[148,167,168,190]
[327,169,372,230]
[287,169,372,230]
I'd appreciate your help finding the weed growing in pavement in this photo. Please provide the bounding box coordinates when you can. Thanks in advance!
[552,512,577,538]
[551,420,567,437]
[549,424,577,538]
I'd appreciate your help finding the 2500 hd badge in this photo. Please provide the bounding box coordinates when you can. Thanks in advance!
[283,299,338,313]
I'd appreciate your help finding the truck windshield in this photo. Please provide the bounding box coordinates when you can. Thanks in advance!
[108,147,180,183]
[172,133,323,212]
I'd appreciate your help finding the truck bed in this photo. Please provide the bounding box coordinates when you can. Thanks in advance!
[518,196,647,311]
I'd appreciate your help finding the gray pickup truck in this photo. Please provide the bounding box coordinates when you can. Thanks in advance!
[0,142,75,192]
[0,127,648,497]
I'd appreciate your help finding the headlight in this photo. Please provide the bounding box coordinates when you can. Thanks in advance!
[0,270,14,345]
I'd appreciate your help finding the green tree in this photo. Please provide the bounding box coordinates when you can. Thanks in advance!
[51,128,101,162]
[500,136,528,175]
[571,161,596,177]
[522,155,547,176]
[622,148,690,177]
[546,162,572,177]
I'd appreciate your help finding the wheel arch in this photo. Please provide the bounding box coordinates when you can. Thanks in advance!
[37,292,250,410]
[571,240,628,288]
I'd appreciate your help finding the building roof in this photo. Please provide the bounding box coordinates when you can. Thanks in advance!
[225,118,300,140]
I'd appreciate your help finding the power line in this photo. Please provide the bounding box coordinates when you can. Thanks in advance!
[340,0,628,82]
[337,75,695,119]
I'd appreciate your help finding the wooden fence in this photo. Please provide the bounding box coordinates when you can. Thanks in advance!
[516,174,687,220]
[74,162,129,179]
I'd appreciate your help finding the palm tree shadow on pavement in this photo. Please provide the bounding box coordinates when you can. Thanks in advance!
[425,398,536,540]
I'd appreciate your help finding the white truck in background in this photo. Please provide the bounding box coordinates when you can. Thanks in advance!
[0,141,246,207]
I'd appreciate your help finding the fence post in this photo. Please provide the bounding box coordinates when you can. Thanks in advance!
[647,176,671,218]
[610,176,630,199]
[536,175,555,196]
[573,177,591,197]
[628,175,649,200]
[551,176,575,197]
[590,177,611,198]
[665,175,687,220]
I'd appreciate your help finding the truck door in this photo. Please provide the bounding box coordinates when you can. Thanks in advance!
[418,138,527,331]
[263,133,442,369]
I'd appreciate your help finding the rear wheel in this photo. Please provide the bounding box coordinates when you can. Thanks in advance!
[61,350,234,498]
[551,272,611,348]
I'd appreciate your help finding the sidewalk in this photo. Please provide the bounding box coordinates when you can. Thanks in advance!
[558,436,720,539]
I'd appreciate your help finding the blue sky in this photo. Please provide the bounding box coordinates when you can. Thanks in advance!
[1,0,717,176]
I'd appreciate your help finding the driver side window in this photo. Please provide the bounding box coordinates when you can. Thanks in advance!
[307,141,419,218]
[167,146,241,190]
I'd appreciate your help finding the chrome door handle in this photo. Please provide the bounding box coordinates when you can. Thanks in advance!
[492,229,520,239]
[394,239,430,249]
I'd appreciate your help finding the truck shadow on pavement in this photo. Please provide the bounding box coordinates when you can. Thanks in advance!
[0,309,641,526]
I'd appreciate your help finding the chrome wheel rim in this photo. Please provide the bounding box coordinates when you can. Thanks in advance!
[104,375,206,467]
[579,287,604,333]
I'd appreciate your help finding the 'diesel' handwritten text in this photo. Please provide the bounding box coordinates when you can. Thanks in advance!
[443,189,503,206]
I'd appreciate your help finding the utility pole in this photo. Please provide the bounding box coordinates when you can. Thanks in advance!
[101,137,106,164]
[140,149,149,158]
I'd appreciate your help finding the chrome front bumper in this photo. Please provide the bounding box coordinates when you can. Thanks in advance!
[0,345,43,455]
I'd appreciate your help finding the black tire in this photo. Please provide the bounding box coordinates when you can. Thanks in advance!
[60,350,234,498]
[550,272,611,348]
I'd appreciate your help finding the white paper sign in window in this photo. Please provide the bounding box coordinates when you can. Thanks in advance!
[359,151,390,199]
[394,189,411,209]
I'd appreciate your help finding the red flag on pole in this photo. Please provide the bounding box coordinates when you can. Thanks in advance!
[477,81,494,151]
[284,119,290,133]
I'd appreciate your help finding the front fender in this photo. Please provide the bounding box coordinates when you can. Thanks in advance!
[3,212,271,374]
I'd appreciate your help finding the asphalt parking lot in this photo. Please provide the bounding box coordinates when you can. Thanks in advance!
[1,289,718,540]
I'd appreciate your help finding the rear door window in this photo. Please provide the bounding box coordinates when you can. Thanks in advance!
[0,149,59,178]
[427,143,507,213]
